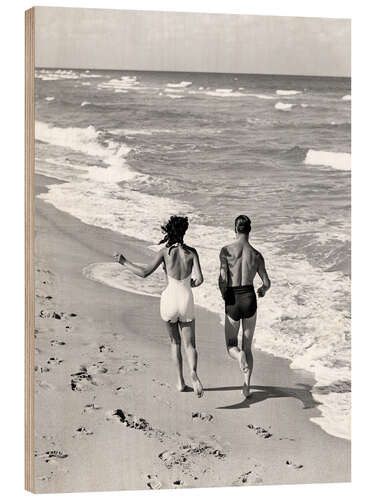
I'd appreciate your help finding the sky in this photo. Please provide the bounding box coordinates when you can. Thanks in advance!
[35,7,351,77]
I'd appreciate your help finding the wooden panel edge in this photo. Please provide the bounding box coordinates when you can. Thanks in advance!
[25,6,35,493]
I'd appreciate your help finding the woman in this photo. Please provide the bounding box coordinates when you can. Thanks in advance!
[114,215,204,397]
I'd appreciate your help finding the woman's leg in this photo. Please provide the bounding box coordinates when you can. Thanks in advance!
[164,321,186,391]
[241,313,257,398]
[179,320,203,397]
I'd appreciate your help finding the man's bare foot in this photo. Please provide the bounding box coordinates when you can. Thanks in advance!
[191,371,204,398]
[239,350,249,373]
[176,382,187,392]
[242,383,251,399]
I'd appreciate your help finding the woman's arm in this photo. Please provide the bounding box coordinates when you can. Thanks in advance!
[191,249,204,288]
[114,250,164,278]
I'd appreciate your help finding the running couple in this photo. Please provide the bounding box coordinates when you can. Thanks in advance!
[114,214,271,399]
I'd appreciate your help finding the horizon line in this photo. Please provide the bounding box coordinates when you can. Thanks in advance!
[35,67,351,79]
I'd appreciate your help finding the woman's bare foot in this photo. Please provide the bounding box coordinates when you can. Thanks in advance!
[242,383,251,399]
[191,371,204,398]
[239,350,249,373]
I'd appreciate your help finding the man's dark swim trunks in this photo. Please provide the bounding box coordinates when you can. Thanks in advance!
[225,285,257,321]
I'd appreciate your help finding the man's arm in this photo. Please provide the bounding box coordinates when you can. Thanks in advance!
[257,254,271,297]
[218,247,229,299]
[114,250,164,278]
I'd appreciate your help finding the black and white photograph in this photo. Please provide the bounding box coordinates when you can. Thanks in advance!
[26,5,350,493]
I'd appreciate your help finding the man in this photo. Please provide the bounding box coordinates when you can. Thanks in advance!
[219,215,271,398]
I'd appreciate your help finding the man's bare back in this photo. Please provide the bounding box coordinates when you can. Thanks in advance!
[220,240,262,287]
[219,239,270,297]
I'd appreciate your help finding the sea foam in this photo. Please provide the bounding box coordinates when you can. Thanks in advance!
[35,121,138,183]
[36,69,101,81]
[166,81,192,88]
[304,150,351,171]
[98,76,139,92]
[276,89,302,96]
[275,102,295,111]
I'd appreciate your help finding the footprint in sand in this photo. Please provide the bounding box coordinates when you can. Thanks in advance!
[159,442,226,471]
[35,365,50,373]
[85,361,108,375]
[37,268,53,275]
[247,424,272,439]
[99,344,114,353]
[39,310,63,320]
[145,474,162,490]
[152,378,171,389]
[37,269,54,285]
[36,450,68,463]
[71,368,97,392]
[286,460,303,470]
[38,433,56,445]
[114,386,126,395]
[105,409,166,441]
[158,450,181,469]
[105,409,127,424]
[105,409,151,431]
[117,365,138,374]
[233,471,252,485]
[73,426,94,438]
[47,357,64,366]
[82,402,102,414]
[234,471,263,485]
[36,380,55,391]
[173,479,185,488]
[37,472,54,482]
[50,340,66,347]
[192,412,214,423]
[36,293,53,301]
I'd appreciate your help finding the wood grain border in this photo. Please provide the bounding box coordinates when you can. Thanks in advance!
[25,7,35,493]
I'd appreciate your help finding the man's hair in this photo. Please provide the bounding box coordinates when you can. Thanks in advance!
[235,215,251,234]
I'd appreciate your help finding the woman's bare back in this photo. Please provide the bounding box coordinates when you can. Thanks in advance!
[163,244,195,280]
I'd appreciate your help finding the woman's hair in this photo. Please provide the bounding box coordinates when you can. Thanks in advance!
[159,215,189,248]
[235,214,251,234]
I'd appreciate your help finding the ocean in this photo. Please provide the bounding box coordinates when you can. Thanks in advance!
[34,68,351,440]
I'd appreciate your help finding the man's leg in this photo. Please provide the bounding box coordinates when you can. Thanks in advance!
[225,315,249,373]
[180,320,203,397]
[241,313,257,398]
[164,321,186,391]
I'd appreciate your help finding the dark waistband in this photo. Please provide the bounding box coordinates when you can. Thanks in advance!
[227,285,254,294]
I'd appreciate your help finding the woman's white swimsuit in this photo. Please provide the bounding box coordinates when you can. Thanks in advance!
[160,274,195,323]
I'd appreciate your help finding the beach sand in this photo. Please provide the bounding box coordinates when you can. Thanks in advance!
[33,174,350,493]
